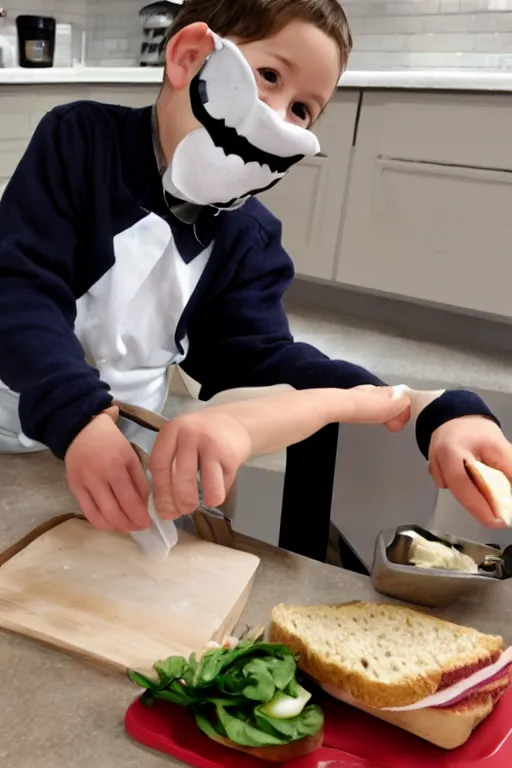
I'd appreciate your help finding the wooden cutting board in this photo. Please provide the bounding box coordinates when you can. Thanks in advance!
[0,515,260,675]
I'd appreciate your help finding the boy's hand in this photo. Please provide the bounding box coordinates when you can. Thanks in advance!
[428,415,512,527]
[354,384,411,433]
[150,385,411,520]
[150,411,251,521]
[65,406,151,532]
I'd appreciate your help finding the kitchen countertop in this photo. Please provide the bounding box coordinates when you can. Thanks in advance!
[3,65,512,92]
[1,451,512,767]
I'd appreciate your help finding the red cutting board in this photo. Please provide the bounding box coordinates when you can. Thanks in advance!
[125,686,512,768]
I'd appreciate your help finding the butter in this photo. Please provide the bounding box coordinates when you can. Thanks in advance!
[409,535,479,574]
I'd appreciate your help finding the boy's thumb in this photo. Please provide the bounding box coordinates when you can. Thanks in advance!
[102,405,120,423]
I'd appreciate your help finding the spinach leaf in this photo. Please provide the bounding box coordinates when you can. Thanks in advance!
[255,704,324,740]
[286,677,301,697]
[127,639,324,750]
[215,703,286,747]
[216,666,246,695]
[194,711,223,742]
[241,658,276,702]
[190,642,298,688]
[265,654,297,690]
[154,688,196,707]
[154,656,186,684]
[127,670,156,690]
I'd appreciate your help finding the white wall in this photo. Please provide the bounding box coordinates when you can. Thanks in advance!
[4,0,512,69]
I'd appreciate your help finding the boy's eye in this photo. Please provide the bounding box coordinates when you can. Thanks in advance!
[258,68,279,85]
[292,102,310,124]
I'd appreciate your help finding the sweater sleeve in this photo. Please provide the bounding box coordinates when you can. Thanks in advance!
[182,215,499,458]
[0,109,113,458]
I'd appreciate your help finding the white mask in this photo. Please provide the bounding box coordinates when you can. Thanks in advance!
[162,31,322,210]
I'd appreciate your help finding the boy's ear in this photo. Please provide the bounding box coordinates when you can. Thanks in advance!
[164,22,215,91]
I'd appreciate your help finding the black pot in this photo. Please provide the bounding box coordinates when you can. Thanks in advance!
[16,15,56,68]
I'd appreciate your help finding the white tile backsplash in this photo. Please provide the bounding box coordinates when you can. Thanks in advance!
[343,0,512,69]
[3,0,512,70]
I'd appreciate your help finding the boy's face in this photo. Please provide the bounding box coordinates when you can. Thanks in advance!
[235,20,341,128]
[162,20,341,145]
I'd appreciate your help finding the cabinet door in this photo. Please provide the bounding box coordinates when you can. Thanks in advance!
[88,84,159,107]
[258,91,359,281]
[0,86,91,192]
[337,91,512,318]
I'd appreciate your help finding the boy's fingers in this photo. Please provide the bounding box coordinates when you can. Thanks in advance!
[112,468,151,530]
[200,454,227,509]
[72,485,115,531]
[354,389,411,423]
[428,458,447,489]
[153,475,180,520]
[350,385,411,425]
[128,453,151,501]
[442,453,497,527]
[384,404,412,433]
[172,431,200,515]
[151,428,180,520]
[91,482,138,533]
[493,444,512,482]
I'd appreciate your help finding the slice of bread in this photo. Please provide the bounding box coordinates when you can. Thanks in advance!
[464,459,512,525]
[323,676,507,750]
[205,727,324,762]
[269,602,503,709]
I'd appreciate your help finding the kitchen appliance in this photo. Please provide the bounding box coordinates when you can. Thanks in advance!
[139,1,182,67]
[16,14,55,68]
[0,514,259,674]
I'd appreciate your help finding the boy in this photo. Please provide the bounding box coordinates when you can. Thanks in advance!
[0,0,511,533]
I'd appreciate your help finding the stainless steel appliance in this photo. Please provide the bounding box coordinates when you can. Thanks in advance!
[139,1,182,67]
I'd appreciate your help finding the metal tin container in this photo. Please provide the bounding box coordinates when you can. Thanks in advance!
[371,524,508,608]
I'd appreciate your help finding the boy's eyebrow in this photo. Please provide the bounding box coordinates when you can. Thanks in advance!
[273,53,296,71]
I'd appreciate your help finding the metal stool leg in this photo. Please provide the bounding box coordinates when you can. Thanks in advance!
[278,422,370,575]
[278,423,339,562]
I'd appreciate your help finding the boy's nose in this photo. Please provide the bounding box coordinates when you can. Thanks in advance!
[259,92,288,121]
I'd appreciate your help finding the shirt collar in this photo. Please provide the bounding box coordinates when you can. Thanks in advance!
[151,104,202,225]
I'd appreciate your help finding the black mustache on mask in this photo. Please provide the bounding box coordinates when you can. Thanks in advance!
[189,74,304,175]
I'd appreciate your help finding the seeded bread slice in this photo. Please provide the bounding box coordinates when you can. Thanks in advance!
[269,602,504,709]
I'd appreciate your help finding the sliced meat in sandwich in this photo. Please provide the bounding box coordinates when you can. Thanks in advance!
[269,601,511,750]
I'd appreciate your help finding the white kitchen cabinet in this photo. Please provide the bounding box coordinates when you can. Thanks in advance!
[258,91,360,281]
[337,91,512,319]
[0,84,159,195]
[87,84,158,106]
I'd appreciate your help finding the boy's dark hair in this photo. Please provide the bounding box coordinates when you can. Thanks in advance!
[165,0,352,71]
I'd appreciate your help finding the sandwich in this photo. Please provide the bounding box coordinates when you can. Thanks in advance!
[269,601,512,750]
[464,459,512,526]
[128,632,323,762]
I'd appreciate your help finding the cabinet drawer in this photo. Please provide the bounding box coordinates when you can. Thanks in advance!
[259,92,359,280]
[361,91,512,172]
[0,140,29,177]
[338,156,512,318]
[88,85,159,106]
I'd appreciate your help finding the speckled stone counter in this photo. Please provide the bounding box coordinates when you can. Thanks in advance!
[1,451,512,767]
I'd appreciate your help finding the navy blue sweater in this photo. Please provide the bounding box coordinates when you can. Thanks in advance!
[0,101,497,459]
